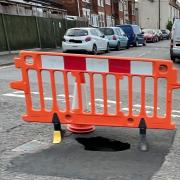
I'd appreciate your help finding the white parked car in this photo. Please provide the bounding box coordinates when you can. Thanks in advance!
[62,27,109,54]
[170,19,180,61]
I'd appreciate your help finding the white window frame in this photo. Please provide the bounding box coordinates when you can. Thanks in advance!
[82,8,91,22]
[119,1,123,11]
[82,0,90,3]
[132,2,135,15]
[98,12,105,27]
[106,15,112,26]
[105,0,111,5]
[98,0,104,7]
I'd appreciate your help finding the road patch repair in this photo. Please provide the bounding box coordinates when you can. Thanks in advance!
[5,51,180,179]
[7,127,175,180]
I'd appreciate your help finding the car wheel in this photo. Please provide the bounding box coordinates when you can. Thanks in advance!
[143,40,146,46]
[92,44,97,55]
[105,43,110,53]
[126,43,129,49]
[171,54,176,62]
[135,40,139,47]
[116,42,121,51]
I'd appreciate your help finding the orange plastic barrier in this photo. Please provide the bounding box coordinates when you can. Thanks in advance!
[10,51,180,132]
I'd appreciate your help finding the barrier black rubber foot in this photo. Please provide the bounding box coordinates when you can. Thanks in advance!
[139,134,149,152]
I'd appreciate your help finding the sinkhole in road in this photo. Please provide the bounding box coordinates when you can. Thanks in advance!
[76,136,130,152]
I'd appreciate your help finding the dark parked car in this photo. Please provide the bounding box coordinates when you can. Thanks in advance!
[161,29,170,39]
[116,24,146,47]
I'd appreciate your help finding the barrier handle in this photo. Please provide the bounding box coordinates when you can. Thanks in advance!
[172,82,180,89]
[10,81,28,92]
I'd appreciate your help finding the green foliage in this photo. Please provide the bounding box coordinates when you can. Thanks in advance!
[166,20,173,31]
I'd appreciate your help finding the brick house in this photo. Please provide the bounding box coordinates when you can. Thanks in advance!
[128,0,136,24]
[56,0,136,26]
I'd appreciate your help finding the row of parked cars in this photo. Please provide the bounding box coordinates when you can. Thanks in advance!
[62,24,170,55]
[142,29,170,43]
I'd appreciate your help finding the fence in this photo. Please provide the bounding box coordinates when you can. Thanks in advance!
[0,13,88,52]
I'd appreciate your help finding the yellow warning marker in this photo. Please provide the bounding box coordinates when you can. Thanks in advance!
[53,131,62,144]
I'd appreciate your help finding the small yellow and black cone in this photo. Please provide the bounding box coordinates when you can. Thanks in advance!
[52,113,63,144]
[53,130,62,144]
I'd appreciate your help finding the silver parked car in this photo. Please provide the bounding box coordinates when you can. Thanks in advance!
[99,27,129,50]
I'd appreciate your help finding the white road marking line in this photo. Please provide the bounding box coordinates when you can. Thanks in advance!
[121,108,152,114]
[2,92,180,118]
[14,91,39,95]
[138,52,147,57]
[88,102,111,108]
[172,114,180,118]
[172,110,180,114]
[57,94,73,98]
[44,97,64,101]
[13,91,24,94]
[2,93,25,98]
[133,104,160,110]
[0,65,14,70]
[95,98,121,104]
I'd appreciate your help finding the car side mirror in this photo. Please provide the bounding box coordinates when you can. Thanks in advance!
[141,32,144,34]
[100,34,105,38]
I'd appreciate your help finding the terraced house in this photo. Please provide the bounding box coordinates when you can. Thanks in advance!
[57,0,136,27]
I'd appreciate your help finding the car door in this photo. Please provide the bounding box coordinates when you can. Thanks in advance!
[96,29,107,50]
[90,29,101,51]
[119,28,127,47]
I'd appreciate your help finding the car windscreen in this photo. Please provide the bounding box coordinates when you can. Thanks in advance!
[161,30,167,33]
[119,26,132,35]
[99,28,114,35]
[143,29,153,34]
[132,26,141,34]
[65,29,88,36]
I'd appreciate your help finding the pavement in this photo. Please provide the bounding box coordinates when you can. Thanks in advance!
[0,48,62,66]
[1,40,180,180]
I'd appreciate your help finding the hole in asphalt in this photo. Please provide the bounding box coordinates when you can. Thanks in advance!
[76,136,130,152]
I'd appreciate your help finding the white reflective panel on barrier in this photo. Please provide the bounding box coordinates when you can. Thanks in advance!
[86,58,109,72]
[41,55,64,70]
[131,61,153,75]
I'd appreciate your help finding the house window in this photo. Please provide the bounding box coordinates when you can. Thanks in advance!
[82,0,90,2]
[119,1,123,11]
[82,8,91,22]
[106,15,112,26]
[98,12,105,27]
[124,0,128,11]
[132,3,135,15]
[98,0,104,7]
[105,0,111,5]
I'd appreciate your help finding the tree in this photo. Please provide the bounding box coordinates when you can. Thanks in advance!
[166,20,173,31]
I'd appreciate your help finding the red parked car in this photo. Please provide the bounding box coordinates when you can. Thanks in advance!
[142,29,158,43]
